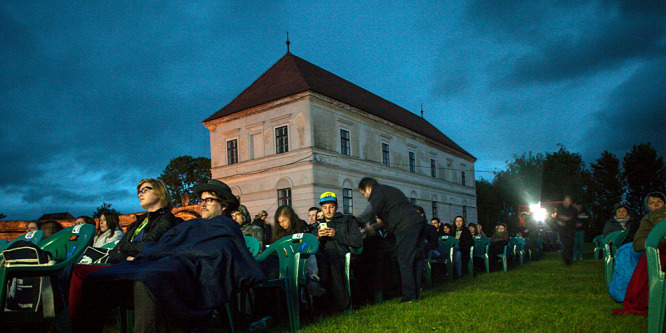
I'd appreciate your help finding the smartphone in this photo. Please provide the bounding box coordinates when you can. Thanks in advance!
[319,222,328,229]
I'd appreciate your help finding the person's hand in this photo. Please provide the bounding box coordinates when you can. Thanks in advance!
[365,226,377,237]
[126,256,135,261]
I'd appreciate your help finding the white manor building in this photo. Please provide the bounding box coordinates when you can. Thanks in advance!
[203,52,477,224]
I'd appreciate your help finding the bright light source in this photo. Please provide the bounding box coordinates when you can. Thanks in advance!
[529,203,547,222]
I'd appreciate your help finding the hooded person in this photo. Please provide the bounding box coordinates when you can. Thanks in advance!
[74,179,266,333]
[602,204,637,239]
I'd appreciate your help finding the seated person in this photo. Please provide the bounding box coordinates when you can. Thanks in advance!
[613,192,666,314]
[313,191,363,311]
[454,216,473,276]
[231,206,265,251]
[477,224,487,237]
[74,179,266,332]
[442,223,453,236]
[25,220,41,233]
[602,204,637,239]
[489,223,509,271]
[69,178,180,321]
[41,220,63,238]
[92,211,125,248]
[430,218,446,237]
[75,215,96,226]
[108,178,181,263]
[468,223,479,237]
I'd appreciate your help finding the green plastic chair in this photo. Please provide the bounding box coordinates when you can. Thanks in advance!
[254,233,319,332]
[0,224,95,331]
[344,246,363,313]
[425,236,458,288]
[592,234,604,260]
[509,237,525,266]
[468,237,490,277]
[495,242,509,272]
[603,229,629,286]
[245,236,261,257]
[0,230,45,253]
[645,219,666,333]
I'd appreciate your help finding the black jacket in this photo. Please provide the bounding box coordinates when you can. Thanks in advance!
[357,184,426,234]
[313,212,363,255]
[109,207,180,263]
[424,224,439,252]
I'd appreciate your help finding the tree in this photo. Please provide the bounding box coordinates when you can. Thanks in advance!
[623,142,666,216]
[541,144,590,205]
[475,179,503,230]
[491,152,545,231]
[92,202,121,218]
[588,151,624,235]
[159,155,212,206]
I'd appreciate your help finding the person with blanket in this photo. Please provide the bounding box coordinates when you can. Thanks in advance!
[73,179,266,332]
[613,192,666,314]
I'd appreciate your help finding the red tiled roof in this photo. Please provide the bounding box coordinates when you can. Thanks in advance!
[205,53,474,160]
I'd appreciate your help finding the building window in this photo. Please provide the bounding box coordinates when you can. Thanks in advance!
[275,125,289,154]
[461,171,466,185]
[340,129,350,156]
[410,197,416,206]
[409,152,415,173]
[382,143,390,166]
[431,159,437,178]
[432,201,438,218]
[343,188,353,214]
[462,205,467,220]
[277,188,291,207]
[226,139,238,165]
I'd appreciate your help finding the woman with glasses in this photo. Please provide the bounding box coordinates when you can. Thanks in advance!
[107,178,181,263]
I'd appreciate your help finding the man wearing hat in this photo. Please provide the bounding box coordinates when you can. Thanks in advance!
[313,191,363,311]
[192,179,240,219]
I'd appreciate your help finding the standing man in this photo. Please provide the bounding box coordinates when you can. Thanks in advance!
[313,191,363,310]
[357,177,426,303]
[555,195,578,265]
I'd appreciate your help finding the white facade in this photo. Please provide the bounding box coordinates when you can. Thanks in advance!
[205,91,477,226]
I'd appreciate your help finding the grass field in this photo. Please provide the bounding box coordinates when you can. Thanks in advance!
[291,250,647,333]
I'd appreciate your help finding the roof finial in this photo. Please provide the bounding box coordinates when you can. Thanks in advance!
[286,32,291,53]
[420,104,424,118]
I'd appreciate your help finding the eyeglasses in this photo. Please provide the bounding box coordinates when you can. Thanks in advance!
[197,198,220,206]
[617,208,628,212]
[137,186,153,196]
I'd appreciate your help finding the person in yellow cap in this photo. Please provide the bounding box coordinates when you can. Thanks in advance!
[312,191,363,311]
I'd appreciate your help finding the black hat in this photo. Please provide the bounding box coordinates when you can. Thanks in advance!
[193,179,239,210]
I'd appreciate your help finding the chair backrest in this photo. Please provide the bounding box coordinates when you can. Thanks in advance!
[438,236,459,259]
[604,230,627,246]
[0,230,45,253]
[37,224,95,263]
[245,236,261,256]
[593,234,604,248]
[472,237,490,257]
[256,233,319,279]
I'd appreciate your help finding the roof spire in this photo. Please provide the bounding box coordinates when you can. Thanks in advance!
[286,32,291,53]
[420,104,424,118]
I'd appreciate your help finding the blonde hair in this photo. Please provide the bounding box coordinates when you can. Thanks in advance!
[137,178,173,210]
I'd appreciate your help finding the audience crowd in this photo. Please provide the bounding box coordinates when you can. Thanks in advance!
[7,175,666,331]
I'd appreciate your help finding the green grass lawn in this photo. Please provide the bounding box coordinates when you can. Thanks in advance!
[294,251,646,333]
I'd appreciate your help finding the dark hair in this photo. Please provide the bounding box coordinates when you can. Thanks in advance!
[272,205,304,244]
[358,177,378,191]
[41,220,64,238]
[414,205,425,218]
[454,215,466,228]
[99,211,121,238]
[76,215,95,225]
[308,207,321,213]
[442,223,453,235]
[468,223,478,235]
[648,192,666,202]
[430,217,440,223]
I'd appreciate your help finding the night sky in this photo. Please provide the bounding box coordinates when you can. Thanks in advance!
[2,1,665,220]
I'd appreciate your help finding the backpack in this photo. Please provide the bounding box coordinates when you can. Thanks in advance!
[2,240,56,317]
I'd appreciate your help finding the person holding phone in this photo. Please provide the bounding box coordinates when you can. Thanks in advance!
[313,191,363,311]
